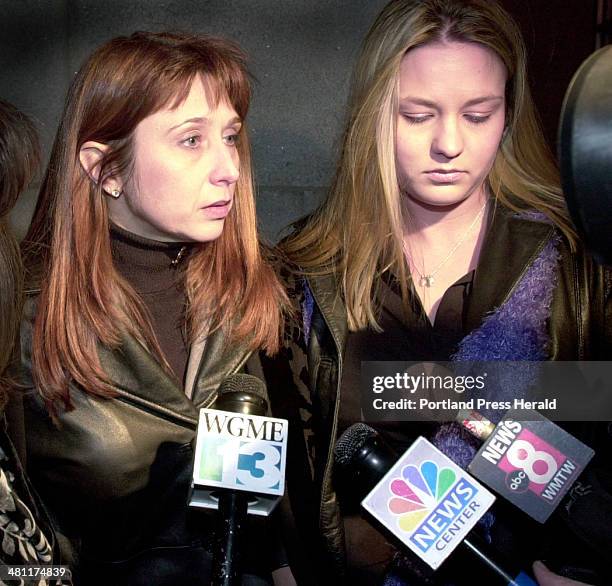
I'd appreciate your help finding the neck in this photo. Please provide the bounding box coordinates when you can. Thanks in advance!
[401,187,490,311]
[403,188,488,247]
[109,222,192,275]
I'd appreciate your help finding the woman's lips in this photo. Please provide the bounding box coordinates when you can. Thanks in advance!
[201,199,232,219]
[425,171,465,183]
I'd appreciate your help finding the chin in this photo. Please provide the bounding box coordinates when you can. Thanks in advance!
[190,220,226,243]
[406,189,472,209]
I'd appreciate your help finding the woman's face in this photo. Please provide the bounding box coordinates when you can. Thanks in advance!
[111,75,241,242]
[396,41,507,209]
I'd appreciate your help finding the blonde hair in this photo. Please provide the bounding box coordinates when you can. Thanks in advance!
[283,0,575,331]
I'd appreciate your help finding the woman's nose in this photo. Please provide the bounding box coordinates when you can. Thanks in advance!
[432,118,463,160]
[210,145,239,185]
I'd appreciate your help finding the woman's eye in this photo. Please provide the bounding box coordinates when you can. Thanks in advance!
[182,135,201,148]
[464,114,490,125]
[223,133,240,146]
[402,114,432,125]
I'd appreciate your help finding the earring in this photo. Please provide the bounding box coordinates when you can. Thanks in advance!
[108,188,121,199]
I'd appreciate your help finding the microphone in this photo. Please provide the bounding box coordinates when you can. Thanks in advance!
[335,423,537,585]
[558,45,612,265]
[188,374,288,586]
[458,408,595,520]
[457,408,612,560]
[211,375,267,586]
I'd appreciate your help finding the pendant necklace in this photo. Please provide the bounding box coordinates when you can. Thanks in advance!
[407,200,488,288]
[171,245,188,267]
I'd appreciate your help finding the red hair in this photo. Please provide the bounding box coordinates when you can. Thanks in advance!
[23,32,288,414]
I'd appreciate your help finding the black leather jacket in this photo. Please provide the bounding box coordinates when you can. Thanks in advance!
[271,205,611,584]
[19,292,277,586]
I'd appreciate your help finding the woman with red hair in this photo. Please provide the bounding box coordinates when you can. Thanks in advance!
[20,32,290,585]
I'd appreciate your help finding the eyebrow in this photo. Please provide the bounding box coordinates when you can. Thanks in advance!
[167,115,242,133]
[399,95,504,109]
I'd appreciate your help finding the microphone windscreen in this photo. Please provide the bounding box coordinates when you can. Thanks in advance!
[217,373,267,399]
[334,423,377,466]
[215,374,268,416]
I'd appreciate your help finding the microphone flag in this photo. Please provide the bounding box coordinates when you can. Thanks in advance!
[361,436,495,570]
[190,408,288,516]
[468,408,594,523]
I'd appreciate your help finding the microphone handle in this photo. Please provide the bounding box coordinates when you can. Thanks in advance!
[211,490,249,586]
[209,382,269,585]
[459,533,537,586]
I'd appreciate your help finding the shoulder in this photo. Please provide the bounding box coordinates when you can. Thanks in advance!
[497,204,602,275]
[514,209,610,296]
[524,210,612,357]
[272,246,348,353]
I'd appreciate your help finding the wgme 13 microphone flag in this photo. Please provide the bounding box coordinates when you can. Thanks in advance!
[190,408,288,516]
[361,436,495,570]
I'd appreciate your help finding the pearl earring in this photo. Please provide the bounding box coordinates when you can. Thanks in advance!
[110,188,121,198]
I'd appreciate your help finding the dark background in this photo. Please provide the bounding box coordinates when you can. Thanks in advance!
[0,0,603,241]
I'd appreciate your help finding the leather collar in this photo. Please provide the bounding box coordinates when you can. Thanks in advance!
[98,334,199,426]
[98,322,254,424]
[466,204,555,332]
[24,292,254,422]
[305,270,348,358]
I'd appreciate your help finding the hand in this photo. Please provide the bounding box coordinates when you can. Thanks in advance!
[533,561,594,586]
[271,565,298,586]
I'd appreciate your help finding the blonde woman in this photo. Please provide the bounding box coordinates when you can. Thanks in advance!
[277,1,611,584]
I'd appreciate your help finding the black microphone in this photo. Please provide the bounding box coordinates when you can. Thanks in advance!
[559,45,612,265]
[335,423,537,586]
[210,374,269,586]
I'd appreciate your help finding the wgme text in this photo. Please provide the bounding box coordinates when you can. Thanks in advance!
[201,412,284,442]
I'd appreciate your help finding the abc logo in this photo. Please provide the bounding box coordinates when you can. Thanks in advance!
[498,430,571,499]
[505,469,529,493]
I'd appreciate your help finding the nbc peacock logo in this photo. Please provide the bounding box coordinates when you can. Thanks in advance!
[387,461,457,532]
[362,437,494,568]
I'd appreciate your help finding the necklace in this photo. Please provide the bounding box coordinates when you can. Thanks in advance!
[407,200,487,288]
[171,245,188,267]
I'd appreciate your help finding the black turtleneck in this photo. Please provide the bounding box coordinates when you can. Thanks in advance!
[109,223,191,386]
